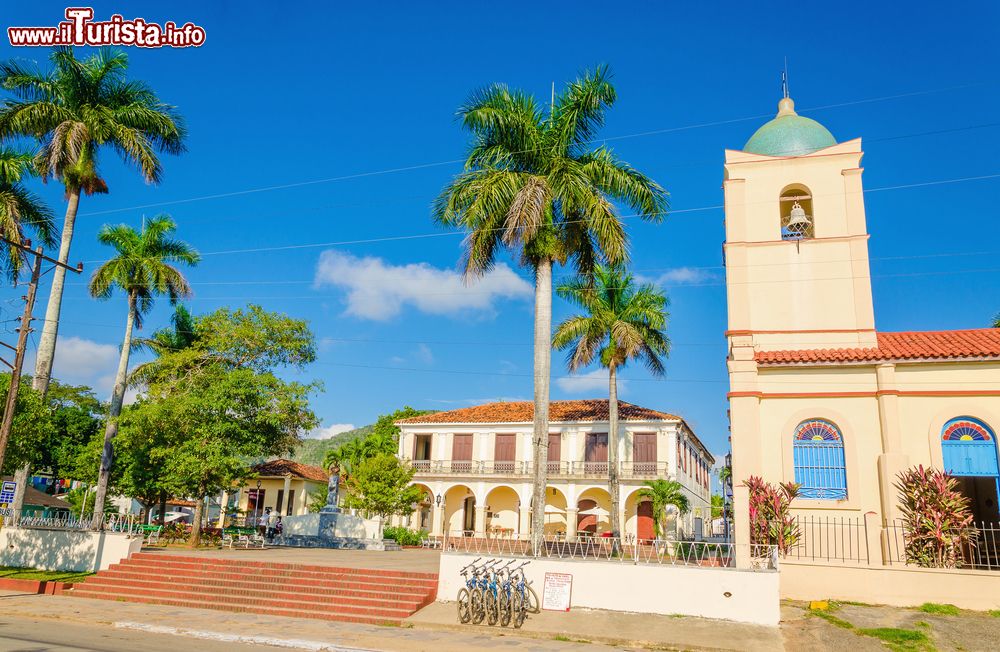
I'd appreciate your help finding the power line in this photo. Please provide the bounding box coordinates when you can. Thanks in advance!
[71,80,999,219]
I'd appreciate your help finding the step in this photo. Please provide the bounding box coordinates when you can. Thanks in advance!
[70,584,415,618]
[67,589,405,626]
[81,573,433,602]
[77,577,430,611]
[112,561,438,588]
[127,553,438,580]
[103,564,437,592]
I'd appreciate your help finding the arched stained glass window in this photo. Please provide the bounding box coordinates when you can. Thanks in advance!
[793,419,847,499]
[941,417,999,477]
[942,418,993,441]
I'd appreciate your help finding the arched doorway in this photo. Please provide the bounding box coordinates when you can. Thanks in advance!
[636,501,655,542]
[941,417,1000,523]
[576,488,612,535]
[443,485,476,536]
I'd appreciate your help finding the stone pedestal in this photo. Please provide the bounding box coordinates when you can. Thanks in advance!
[276,510,396,551]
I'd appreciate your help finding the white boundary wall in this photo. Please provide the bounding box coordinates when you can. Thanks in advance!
[438,552,780,626]
[0,528,142,572]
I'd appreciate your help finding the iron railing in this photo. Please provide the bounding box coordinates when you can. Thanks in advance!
[785,515,870,564]
[885,520,1000,571]
[432,530,777,570]
[0,509,141,534]
[407,459,670,479]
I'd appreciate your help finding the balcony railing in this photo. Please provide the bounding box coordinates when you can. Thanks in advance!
[405,459,669,479]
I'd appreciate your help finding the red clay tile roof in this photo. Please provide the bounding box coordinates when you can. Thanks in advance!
[251,459,328,482]
[755,329,1000,365]
[397,399,681,424]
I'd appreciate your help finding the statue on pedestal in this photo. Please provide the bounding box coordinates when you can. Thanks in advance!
[322,462,340,513]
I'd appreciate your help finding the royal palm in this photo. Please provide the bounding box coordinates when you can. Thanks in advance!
[553,265,670,538]
[88,216,199,527]
[0,47,185,396]
[435,67,667,547]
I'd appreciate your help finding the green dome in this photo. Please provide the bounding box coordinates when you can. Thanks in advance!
[743,97,836,156]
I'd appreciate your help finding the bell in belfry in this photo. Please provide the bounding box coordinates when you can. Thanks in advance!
[786,201,811,233]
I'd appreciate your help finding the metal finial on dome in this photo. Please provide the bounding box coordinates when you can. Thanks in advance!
[777,96,796,117]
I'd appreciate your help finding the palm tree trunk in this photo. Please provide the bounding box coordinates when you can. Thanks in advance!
[530,257,553,553]
[91,292,137,529]
[32,187,81,396]
[10,189,83,519]
[608,364,621,539]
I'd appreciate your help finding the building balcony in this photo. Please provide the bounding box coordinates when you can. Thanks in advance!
[405,459,670,479]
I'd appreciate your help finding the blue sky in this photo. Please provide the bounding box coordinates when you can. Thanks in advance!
[2,2,999,460]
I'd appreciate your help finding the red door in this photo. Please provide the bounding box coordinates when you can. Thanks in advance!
[632,433,657,476]
[547,433,561,473]
[452,434,473,473]
[577,499,597,534]
[636,500,655,542]
[585,433,608,474]
[494,434,515,473]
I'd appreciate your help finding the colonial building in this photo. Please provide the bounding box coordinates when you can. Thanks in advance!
[725,93,1000,566]
[217,459,328,527]
[396,399,713,540]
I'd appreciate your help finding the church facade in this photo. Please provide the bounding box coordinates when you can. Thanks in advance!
[724,94,1000,573]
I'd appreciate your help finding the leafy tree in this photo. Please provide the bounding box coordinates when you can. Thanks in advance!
[637,479,689,539]
[993,313,999,328]
[711,494,724,520]
[343,453,424,535]
[0,374,53,475]
[88,216,199,527]
[63,486,94,519]
[435,66,668,548]
[0,147,55,280]
[119,305,319,546]
[553,266,670,538]
[0,47,185,396]
[39,380,103,487]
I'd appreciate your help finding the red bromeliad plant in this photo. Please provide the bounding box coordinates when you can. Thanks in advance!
[894,466,977,568]
[743,476,801,554]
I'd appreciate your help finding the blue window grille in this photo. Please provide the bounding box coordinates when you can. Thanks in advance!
[793,419,848,499]
[941,417,999,478]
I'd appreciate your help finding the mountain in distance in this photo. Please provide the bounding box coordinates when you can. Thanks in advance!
[292,424,375,467]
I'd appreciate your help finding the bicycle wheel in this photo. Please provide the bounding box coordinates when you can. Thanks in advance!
[457,587,471,624]
[526,585,540,613]
[512,591,526,629]
[484,589,499,626]
[499,590,512,627]
[470,588,486,624]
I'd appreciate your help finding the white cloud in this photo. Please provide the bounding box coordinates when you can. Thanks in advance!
[25,336,119,396]
[413,344,434,365]
[555,369,627,394]
[649,267,716,286]
[306,423,356,439]
[313,250,532,321]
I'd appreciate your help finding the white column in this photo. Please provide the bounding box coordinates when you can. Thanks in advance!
[666,428,679,479]
[282,475,292,515]
[217,490,229,528]
[523,432,533,462]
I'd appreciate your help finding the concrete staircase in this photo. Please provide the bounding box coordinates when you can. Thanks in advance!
[69,552,438,625]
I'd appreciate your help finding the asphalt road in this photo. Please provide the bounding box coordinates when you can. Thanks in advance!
[0,616,297,652]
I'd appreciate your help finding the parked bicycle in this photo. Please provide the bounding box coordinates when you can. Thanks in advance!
[455,557,534,628]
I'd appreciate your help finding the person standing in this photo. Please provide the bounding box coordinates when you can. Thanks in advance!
[258,508,270,538]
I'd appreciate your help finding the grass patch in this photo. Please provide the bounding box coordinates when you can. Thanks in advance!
[810,610,854,630]
[918,603,960,616]
[0,566,93,583]
[989,610,1000,618]
[857,627,932,651]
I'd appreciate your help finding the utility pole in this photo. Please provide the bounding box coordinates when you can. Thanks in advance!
[0,238,83,492]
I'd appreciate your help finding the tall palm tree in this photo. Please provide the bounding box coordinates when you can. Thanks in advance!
[435,66,668,548]
[637,479,689,539]
[0,147,55,279]
[0,47,186,397]
[553,265,670,538]
[88,215,199,527]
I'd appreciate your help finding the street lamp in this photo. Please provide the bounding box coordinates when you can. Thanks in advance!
[435,493,442,507]
[255,479,262,530]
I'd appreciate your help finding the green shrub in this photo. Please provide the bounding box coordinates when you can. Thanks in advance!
[918,602,960,615]
[383,526,427,546]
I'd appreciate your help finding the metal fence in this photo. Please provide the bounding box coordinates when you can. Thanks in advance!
[0,510,141,535]
[430,531,777,570]
[785,515,870,564]
[884,520,1000,571]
